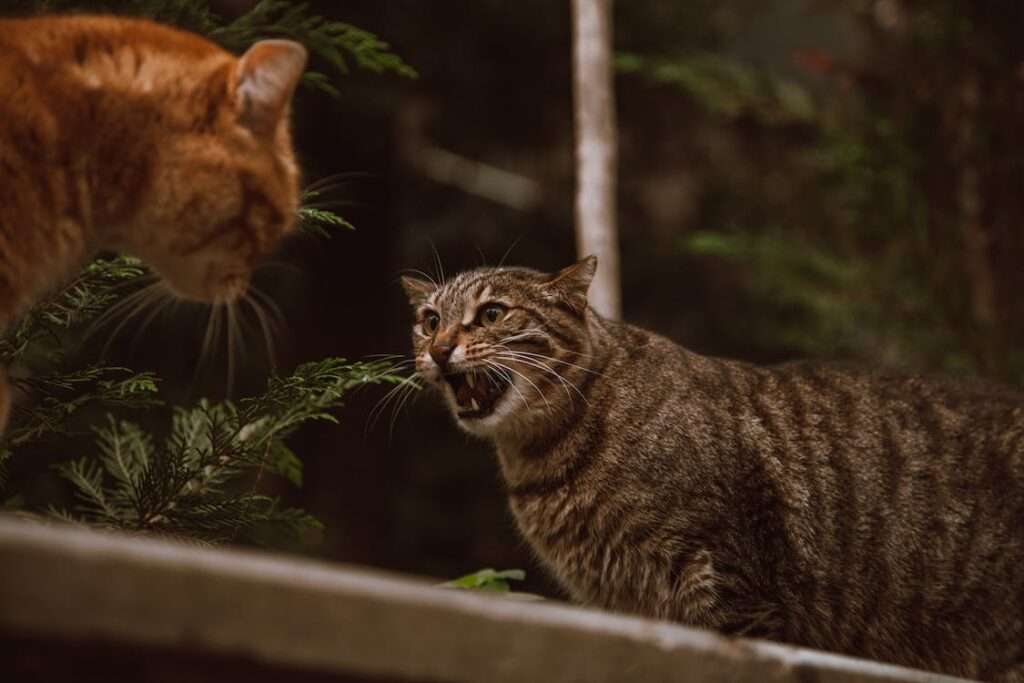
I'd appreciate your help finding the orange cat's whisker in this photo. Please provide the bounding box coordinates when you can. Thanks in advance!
[247,287,287,331]
[92,282,166,360]
[198,304,224,383]
[241,294,278,371]
[127,290,176,354]
[224,304,241,398]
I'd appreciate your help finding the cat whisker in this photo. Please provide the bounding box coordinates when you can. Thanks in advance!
[497,235,524,268]
[485,359,551,414]
[247,286,287,331]
[399,268,440,290]
[302,171,372,195]
[85,280,160,341]
[94,282,167,359]
[496,346,604,378]
[300,198,360,211]
[198,304,224,383]
[127,288,176,354]
[483,360,533,413]
[428,239,447,287]
[241,292,281,371]
[255,259,303,276]
[366,373,421,436]
[224,302,247,398]
[493,351,589,407]
[498,329,549,345]
[387,379,422,441]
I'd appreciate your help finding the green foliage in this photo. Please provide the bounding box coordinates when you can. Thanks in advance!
[209,1,417,98]
[0,257,147,367]
[617,52,816,125]
[8,0,415,98]
[297,188,355,237]
[46,358,404,543]
[618,7,1017,382]
[0,242,407,544]
[443,568,526,593]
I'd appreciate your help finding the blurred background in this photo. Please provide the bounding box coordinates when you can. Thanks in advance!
[8,0,1024,599]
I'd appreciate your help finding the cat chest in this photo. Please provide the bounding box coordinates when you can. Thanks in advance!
[508,487,676,610]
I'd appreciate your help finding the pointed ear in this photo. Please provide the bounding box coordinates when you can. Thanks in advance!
[543,255,597,315]
[400,275,436,306]
[235,40,307,136]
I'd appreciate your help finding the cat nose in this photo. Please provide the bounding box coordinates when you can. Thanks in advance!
[429,342,454,368]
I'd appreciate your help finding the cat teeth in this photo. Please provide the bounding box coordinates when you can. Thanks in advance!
[467,373,476,388]
[470,398,480,411]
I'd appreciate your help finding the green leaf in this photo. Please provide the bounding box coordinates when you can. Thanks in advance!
[442,568,527,593]
[266,442,303,487]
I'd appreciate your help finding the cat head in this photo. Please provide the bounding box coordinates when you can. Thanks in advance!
[78,19,307,303]
[402,257,597,439]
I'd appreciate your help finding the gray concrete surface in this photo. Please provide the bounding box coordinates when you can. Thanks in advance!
[0,515,970,682]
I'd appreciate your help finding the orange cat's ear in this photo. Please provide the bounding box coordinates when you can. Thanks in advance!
[401,275,436,306]
[235,40,308,136]
[544,255,597,315]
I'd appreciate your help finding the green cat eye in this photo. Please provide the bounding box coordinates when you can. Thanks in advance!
[422,311,440,334]
[478,304,506,327]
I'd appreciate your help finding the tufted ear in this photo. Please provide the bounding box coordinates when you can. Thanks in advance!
[400,275,436,307]
[543,255,597,316]
[235,39,307,136]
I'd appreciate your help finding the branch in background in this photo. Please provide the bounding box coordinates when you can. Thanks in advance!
[572,0,620,319]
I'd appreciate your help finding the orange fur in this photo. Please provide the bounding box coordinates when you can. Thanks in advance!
[0,14,307,430]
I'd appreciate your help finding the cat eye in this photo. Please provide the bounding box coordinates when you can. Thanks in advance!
[478,304,506,327]
[422,311,441,335]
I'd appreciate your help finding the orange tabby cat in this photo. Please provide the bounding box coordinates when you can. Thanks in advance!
[0,15,307,429]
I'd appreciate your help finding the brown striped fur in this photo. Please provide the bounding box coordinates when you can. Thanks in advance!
[403,257,1024,681]
[0,15,307,429]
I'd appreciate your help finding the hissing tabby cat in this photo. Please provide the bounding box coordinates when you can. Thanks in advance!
[403,257,1024,681]
[0,15,307,428]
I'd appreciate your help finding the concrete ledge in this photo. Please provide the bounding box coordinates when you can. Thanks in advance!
[0,516,968,682]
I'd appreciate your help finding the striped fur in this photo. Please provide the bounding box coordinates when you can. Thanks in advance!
[0,15,306,429]
[404,257,1024,681]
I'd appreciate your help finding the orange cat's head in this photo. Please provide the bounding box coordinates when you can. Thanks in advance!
[52,17,309,303]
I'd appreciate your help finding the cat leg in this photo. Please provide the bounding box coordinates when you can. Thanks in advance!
[667,548,784,640]
[665,549,721,626]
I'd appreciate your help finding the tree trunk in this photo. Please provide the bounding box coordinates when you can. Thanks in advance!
[572,0,621,319]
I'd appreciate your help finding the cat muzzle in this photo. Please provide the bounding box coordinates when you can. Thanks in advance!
[444,368,508,419]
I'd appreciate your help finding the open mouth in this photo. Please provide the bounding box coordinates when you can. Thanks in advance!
[444,368,509,419]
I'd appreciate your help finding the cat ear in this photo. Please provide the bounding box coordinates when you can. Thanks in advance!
[234,40,308,136]
[401,275,436,306]
[544,255,597,315]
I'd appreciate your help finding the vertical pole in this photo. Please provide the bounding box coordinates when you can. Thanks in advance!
[572,0,621,319]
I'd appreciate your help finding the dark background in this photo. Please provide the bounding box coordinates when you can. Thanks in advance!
[14,0,1024,599]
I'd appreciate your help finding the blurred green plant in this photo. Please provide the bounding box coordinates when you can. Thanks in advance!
[618,1,1023,386]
